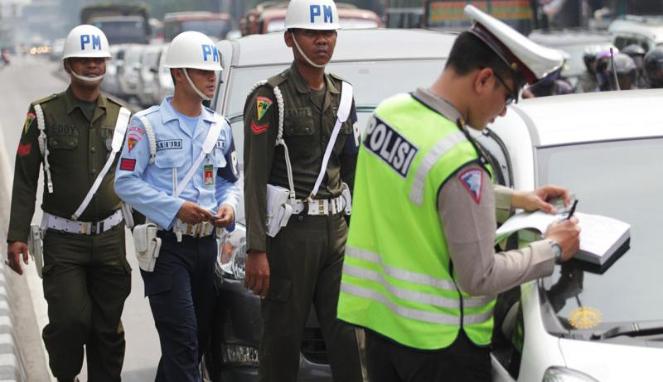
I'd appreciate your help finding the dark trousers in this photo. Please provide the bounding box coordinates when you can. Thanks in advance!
[365,329,491,382]
[259,213,362,382]
[141,232,218,382]
[42,224,131,382]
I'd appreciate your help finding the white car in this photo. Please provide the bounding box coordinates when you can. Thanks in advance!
[116,44,143,99]
[609,15,663,51]
[486,89,663,381]
[137,44,165,106]
[209,28,455,381]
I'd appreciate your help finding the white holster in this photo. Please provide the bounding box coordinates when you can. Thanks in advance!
[265,184,294,238]
[132,223,161,272]
[27,224,44,278]
[341,182,353,215]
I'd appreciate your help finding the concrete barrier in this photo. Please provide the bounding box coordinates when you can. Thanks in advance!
[0,125,28,381]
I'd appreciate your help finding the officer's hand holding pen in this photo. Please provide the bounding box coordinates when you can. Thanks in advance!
[177,201,213,224]
[545,198,581,263]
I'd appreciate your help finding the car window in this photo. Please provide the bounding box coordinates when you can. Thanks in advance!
[219,59,445,120]
[537,138,663,328]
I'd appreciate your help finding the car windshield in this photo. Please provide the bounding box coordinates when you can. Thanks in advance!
[220,59,444,125]
[537,138,663,328]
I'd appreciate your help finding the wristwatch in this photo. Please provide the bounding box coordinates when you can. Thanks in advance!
[548,240,563,264]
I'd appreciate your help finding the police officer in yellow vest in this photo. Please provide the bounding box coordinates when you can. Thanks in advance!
[337,6,581,381]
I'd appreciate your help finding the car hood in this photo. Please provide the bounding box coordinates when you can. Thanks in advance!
[559,338,663,380]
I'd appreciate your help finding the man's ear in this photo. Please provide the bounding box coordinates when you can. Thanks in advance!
[63,59,71,74]
[171,68,183,84]
[284,30,294,48]
[474,67,494,95]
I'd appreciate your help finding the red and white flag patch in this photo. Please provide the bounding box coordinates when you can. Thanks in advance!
[458,168,483,204]
[17,143,32,157]
[119,158,136,171]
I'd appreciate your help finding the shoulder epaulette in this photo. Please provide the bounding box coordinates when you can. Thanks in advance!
[329,72,351,85]
[32,93,59,107]
[267,72,287,88]
[134,105,160,118]
[105,94,129,108]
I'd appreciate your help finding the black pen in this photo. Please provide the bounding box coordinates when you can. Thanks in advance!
[566,199,578,220]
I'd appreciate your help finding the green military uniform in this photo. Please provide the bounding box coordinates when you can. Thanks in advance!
[8,88,131,382]
[243,64,362,382]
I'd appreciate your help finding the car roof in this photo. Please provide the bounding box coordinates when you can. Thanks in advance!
[510,89,663,147]
[528,29,613,46]
[219,28,456,67]
[609,17,663,44]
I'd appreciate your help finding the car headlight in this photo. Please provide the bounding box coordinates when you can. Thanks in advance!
[543,366,599,382]
[216,224,246,280]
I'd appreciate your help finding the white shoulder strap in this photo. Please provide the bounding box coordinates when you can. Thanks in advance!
[71,107,131,220]
[137,115,157,164]
[173,116,226,197]
[249,80,296,201]
[33,104,54,194]
[309,81,353,199]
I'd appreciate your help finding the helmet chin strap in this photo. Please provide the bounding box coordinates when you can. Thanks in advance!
[292,34,326,69]
[68,66,105,83]
[183,68,211,101]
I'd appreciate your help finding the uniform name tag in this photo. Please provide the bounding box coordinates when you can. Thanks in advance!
[156,139,182,151]
[364,116,418,177]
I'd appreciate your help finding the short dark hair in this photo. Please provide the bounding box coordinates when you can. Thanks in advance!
[445,31,516,84]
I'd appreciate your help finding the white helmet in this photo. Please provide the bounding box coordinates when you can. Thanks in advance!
[163,31,222,71]
[285,0,340,30]
[62,25,111,60]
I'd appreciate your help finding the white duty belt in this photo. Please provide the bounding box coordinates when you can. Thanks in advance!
[42,209,123,235]
[291,194,347,216]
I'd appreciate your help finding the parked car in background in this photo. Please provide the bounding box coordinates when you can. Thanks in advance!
[137,44,165,106]
[528,29,613,87]
[208,28,456,381]
[487,89,663,381]
[609,15,663,52]
[101,44,125,97]
[116,44,143,102]
[163,11,233,42]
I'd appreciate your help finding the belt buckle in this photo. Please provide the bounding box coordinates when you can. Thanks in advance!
[80,223,91,235]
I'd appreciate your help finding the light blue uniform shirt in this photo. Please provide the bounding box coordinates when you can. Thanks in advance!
[114,97,240,229]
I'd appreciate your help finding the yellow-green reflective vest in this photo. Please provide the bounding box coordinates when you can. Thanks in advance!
[337,93,496,350]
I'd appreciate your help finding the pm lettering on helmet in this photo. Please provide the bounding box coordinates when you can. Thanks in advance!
[201,44,219,63]
[80,34,102,51]
[310,4,334,23]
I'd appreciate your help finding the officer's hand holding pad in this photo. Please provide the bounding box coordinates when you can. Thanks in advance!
[177,201,213,224]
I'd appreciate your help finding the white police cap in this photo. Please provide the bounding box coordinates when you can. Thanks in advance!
[464,5,563,84]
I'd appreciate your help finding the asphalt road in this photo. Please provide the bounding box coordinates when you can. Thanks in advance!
[0,55,159,381]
